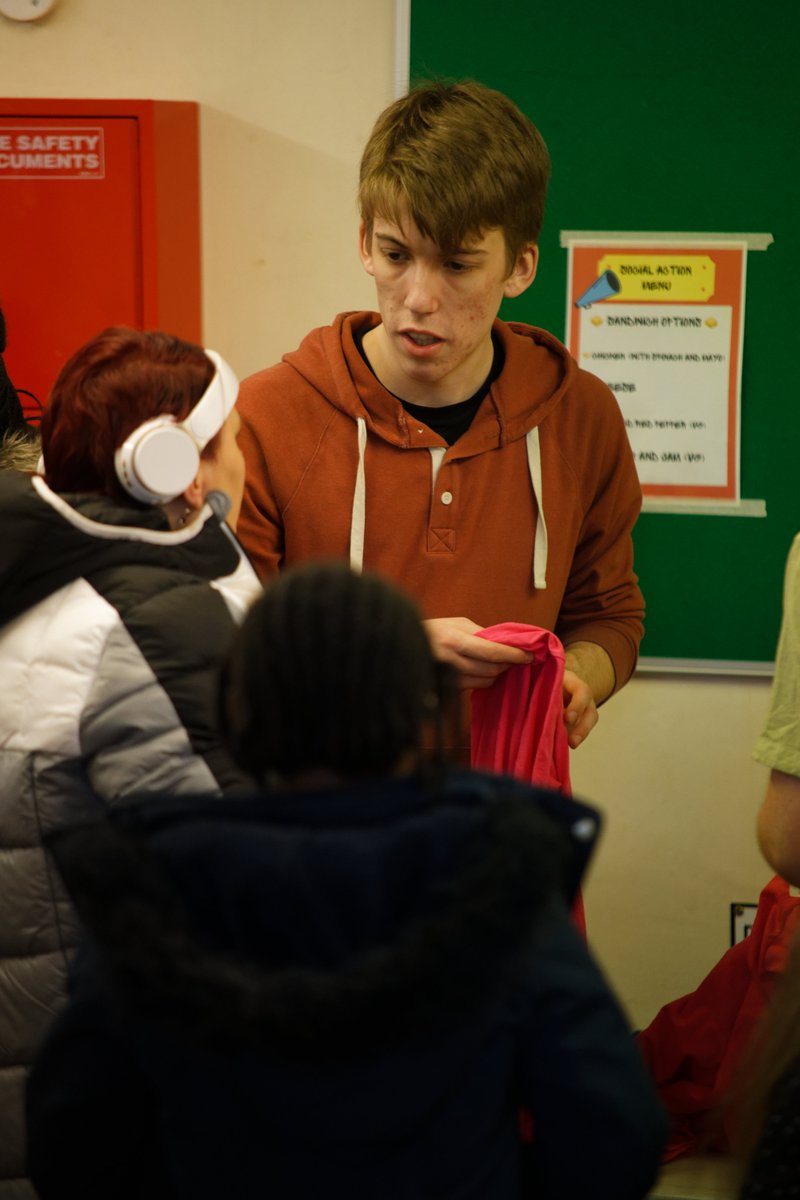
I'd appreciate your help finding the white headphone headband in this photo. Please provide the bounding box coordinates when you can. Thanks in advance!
[114,348,239,506]
[181,349,238,451]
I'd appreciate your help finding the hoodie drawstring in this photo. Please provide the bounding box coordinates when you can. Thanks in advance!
[350,419,547,590]
[429,446,446,488]
[349,417,367,572]
[526,428,548,590]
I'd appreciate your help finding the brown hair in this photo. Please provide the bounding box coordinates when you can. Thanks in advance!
[359,79,551,270]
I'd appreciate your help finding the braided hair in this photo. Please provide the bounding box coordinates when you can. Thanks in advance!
[221,562,445,783]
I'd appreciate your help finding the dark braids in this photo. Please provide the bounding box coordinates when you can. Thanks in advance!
[221,562,443,782]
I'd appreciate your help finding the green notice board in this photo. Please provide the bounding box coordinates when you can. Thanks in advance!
[410,1,799,667]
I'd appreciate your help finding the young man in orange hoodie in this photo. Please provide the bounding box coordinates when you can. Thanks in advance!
[236,81,644,751]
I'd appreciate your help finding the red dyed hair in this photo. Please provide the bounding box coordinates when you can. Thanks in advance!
[42,326,217,504]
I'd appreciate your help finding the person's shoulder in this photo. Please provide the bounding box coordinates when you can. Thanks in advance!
[560,353,629,422]
[237,346,314,403]
[237,314,360,416]
[786,532,800,576]
[498,320,623,433]
[498,318,565,358]
[0,460,37,502]
[95,558,237,665]
[240,313,372,385]
[498,320,601,393]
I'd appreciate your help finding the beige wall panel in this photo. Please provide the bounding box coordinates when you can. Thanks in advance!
[0,0,396,368]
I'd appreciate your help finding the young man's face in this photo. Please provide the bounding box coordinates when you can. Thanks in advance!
[358,211,537,407]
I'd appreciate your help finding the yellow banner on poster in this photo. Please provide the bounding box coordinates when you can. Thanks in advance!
[598,254,715,302]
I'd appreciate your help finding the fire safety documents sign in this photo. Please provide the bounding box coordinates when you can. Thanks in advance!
[0,126,105,179]
[563,235,754,504]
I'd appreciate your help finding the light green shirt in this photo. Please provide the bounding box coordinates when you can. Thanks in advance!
[754,533,800,778]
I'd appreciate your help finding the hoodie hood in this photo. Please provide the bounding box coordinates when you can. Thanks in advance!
[0,471,245,629]
[282,313,576,451]
[281,313,577,587]
[46,772,597,1061]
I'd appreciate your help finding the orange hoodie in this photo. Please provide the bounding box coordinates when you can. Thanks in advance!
[237,312,644,691]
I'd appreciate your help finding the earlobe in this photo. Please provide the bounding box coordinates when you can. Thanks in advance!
[181,474,205,512]
[162,475,203,530]
[503,245,539,299]
[358,222,376,277]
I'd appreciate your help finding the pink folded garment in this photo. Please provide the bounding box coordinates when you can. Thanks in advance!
[470,622,570,793]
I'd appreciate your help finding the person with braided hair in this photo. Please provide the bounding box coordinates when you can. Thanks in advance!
[27,562,665,1200]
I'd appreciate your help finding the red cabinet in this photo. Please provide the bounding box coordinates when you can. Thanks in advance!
[0,99,201,418]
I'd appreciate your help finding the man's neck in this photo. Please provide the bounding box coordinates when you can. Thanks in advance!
[361,324,494,408]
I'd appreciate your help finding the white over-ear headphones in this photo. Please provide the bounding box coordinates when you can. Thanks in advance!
[114,349,239,505]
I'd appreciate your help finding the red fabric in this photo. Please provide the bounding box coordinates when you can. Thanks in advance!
[638,875,800,1161]
[469,623,584,934]
[470,623,570,793]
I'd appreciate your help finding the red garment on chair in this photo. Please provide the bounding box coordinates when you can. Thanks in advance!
[469,623,583,933]
[637,875,800,1161]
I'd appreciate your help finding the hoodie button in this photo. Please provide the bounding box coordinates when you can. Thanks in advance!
[440,491,453,505]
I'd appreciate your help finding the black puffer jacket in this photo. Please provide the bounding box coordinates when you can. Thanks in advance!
[28,771,666,1200]
[0,471,261,1197]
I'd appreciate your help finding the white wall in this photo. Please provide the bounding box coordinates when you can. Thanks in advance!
[0,0,396,373]
[0,0,778,1031]
[574,670,774,1028]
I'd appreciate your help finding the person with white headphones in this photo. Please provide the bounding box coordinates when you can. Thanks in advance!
[0,325,262,1198]
[112,345,244,528]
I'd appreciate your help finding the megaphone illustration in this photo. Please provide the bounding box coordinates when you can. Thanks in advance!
[575,269,621,308]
